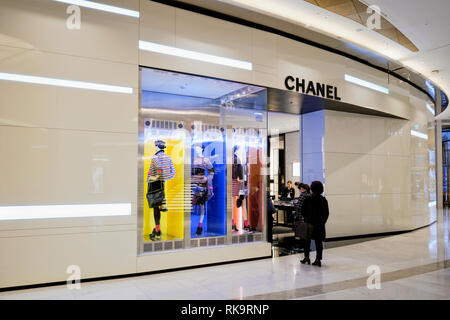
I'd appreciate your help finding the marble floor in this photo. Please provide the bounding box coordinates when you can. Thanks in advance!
[1,213,448,300]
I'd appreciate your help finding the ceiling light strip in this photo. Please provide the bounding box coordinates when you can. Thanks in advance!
[0,72,133,94]
[52,0,139,18]
[410,130,428,140]
[0,203,132,221]
[345,74,389,94]
[139,40,253,70]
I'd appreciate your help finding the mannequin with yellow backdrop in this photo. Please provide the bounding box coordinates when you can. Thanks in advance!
[143,120,185,242]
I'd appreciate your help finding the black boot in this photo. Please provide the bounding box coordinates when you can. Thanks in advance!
[300,257,311,265]
[196,226,203,235]
[150,228,161,241]
[312,259,322,267]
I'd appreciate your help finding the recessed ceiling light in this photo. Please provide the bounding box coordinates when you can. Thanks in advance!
[139,40,253,70]
[0,72,133,94]
[52,0,139,18]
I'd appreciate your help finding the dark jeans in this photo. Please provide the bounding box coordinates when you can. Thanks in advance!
[304,239,323,260]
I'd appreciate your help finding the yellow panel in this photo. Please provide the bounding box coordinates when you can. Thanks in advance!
[143,133,185,241]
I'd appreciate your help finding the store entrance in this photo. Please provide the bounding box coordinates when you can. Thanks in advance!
[267,112,301,254]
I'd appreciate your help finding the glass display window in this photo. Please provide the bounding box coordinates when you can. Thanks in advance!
[231,127,265,235]
[143,119,186,243]
[139,66,268,253]
[190,122,227,238]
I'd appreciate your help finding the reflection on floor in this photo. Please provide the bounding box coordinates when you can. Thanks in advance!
[143,234,180,242]
[1,211,448,300]
[191,232,224,239]
[272,225,389,258]
[232,229,258,236]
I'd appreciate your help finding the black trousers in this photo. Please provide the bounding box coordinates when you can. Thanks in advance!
[304,239,323,260]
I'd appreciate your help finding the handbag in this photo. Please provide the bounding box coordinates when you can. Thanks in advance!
[295,217,314,240]
[146,180,165,208]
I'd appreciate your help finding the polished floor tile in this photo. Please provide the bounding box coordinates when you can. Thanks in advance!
[0,212,448,300]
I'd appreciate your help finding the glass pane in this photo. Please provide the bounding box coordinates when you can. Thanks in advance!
[191,122,227,238]
[231,128,265,233]
[140,66,268,251]
[143,119,186,242]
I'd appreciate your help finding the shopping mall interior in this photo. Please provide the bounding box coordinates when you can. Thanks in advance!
[0,0,449,302]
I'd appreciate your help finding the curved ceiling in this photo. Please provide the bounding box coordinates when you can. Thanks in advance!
[165,0,450,117]
[213,0,450,117]
[361,0,450,119]
[304,0,419,52]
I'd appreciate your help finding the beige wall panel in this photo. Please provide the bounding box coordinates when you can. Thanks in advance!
[0,126,138,206]
[251,70,279,89]
[139,6,253,83]
[326,195,362,238]
[0,82,138,133]
[368,117,410,156]
[276,38,343,89]
[360,193,412,233]
[325,152,364,195]
[0,83,138,134]
[0,46,138,88]
[137,242,271,273]
[322,108,433,237]
[327,193,413,238]
[251,29,278,72]
[0,223,136,237]
[0,230,137,288]
[140,0,176,46]
[325,110,371,154]
[0,0,139,64]
[0,46,138,133]
[175,9,252,62]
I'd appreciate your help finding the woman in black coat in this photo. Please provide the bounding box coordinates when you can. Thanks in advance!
[300,181,329,267]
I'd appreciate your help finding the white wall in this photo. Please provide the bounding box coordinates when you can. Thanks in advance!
[0,0,140,288]
[322,109,436,238]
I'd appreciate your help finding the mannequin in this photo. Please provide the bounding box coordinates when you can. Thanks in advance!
[232,145,250,231]
[191,145,214,235]
[147,140,175,241]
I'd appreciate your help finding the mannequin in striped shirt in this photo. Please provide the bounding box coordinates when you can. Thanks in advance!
[147,140,176,241]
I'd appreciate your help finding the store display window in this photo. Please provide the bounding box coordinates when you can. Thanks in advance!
[190,122,227,238]
[139,67,267,253]
[232,128,265,234]
[143,119,186,242]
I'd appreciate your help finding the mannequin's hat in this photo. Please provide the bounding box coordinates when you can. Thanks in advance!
[155,140,166,149]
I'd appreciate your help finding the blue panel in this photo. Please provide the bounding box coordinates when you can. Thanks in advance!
[191,132,227,238]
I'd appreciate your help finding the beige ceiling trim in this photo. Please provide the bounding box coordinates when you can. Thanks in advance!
[306,0,419,52]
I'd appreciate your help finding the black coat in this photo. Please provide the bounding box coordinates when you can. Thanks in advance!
[280,186,295,200]
[301,194,329,240]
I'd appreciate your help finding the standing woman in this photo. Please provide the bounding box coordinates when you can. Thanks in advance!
[300,181,329,267]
